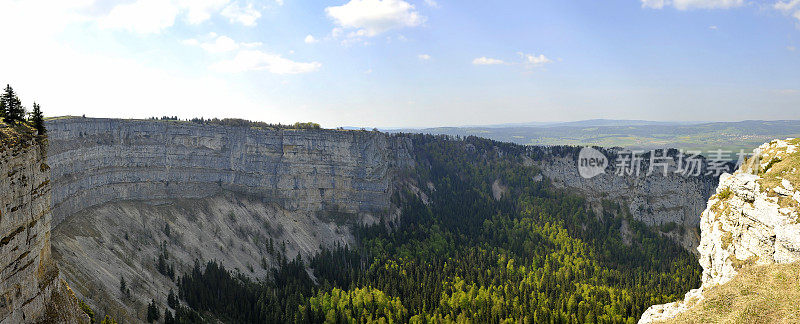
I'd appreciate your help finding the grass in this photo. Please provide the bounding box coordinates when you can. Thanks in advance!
[0,120,37,150]
[663,263,800,323]
[754,138,800,192]
[717,187,733,200]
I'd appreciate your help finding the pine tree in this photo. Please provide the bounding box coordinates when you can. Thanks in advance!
[30,102,45,134]
[1,85,24,124]
[0,91,5,122]
[164,308,175,324]
[146,299,160,323]
[167,289,178,309]
[119,276,126,296]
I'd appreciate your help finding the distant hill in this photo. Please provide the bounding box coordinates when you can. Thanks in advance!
[393,120,800,153]
[542,119,705,128]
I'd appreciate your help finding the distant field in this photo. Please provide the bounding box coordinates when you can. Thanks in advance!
[396,120,800,153]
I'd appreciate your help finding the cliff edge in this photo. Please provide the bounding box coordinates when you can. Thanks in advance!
[0,124,86,323]
[640,138,800,323]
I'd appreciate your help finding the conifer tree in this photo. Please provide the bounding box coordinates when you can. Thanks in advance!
[167,289,178,309]
[1,85,24,124]
[30,102,45,134]
[146,299,160,323]
[164,308,175,324]
[0,92,5,122]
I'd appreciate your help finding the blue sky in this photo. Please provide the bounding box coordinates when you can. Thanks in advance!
[0,0,799,128]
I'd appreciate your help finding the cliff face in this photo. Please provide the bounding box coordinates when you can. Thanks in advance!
[43,118,415,322]
[46,118,414,226]
[639,138,800,323]
[0,127,84,323]
[529,147,718,250]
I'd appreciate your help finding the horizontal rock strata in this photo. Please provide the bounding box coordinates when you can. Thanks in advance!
[46,118,414,226]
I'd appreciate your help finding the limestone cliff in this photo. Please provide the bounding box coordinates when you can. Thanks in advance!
[639,138,800,323]
[527,147,718,250]
[44,118,415,322]
[46,118,414,226]
[41,118,724,322]
[0,125,85,323]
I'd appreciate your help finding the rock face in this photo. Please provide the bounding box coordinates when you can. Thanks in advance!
[529,147,718,250]
[43,118,415,322]
[46,118,414,226]
[0,127,85,323]
[53,193,360,323]
[639,138,800,323]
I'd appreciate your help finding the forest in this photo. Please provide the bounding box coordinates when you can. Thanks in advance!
[168,134,699,323]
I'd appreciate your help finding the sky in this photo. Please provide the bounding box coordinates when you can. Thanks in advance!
[0,0,799,128]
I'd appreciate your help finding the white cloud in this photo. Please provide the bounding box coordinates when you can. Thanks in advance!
[221,2,262,26]
[177,0,230,24]
[305,35,319,43]
[641,0,668,8]
[211,50,321,74]
[709,25,718,29]
[424,0,439,8]
[641,0,744,10]
[775,0,800,11]
[775,0,800,22]
[645,0,800,24]
[473,53,554,69]
[241,41,263,48]
[201,35,240,53]
[276,0,285,5]
[99,0,181,34]
[325,0,425,37]
[520,53,552,67]
[418,54,431,60]
[183,35,260,53]
[472,57,505,65]
[98,0,241,34]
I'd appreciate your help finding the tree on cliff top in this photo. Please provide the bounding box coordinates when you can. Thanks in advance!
[1,85,25,125]
[30,102,45,135]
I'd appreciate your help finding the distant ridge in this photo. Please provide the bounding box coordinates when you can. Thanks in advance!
[542,119,705,128]
[388,119,708,130]
[390,120,800,152]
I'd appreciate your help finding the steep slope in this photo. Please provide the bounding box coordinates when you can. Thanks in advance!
[640,138,800,323]
[45,118,415,322]
[0,124,85,323]
[52,193,357,322]
[660,263,800,323]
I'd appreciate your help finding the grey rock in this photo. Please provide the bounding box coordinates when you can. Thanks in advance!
[46,118,415,227]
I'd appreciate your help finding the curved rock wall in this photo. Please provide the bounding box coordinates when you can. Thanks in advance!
[528,146,717,228]
[46,118,414,226]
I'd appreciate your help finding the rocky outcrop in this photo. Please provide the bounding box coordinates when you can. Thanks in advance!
[0,126,85,323]
[46,118,414,226]
[639,138,800,323]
